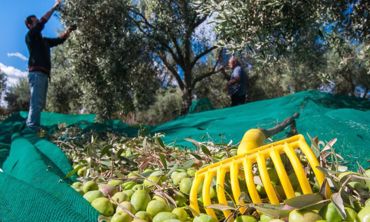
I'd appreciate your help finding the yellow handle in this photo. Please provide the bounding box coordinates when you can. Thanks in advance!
[237,129,266,155]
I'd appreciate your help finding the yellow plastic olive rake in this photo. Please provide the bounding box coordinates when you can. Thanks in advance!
[189,128,327,220]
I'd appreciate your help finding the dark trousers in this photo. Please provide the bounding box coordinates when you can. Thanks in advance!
[231,94,246,106]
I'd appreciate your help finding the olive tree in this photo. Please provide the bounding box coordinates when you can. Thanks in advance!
[0,71,6,95]
[59,0,160,120]
[198,0,370,96]
[4,78,29,113]
[129,0,221,113]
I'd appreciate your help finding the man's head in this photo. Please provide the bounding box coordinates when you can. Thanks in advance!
[25,15,38,29]
[228,56,239,69]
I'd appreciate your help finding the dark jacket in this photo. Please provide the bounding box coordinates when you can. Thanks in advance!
[25,18,66,75]
[228,66,248,96]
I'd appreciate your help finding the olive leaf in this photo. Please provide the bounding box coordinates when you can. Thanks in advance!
[99,144,112,157]
[185,138,212,156]
[331,192,346,219]
[319,179,330,199]
[298,199,331,211]
[248,203,291,218]
[200,144,212,157]
[284,193,323,209]
[155,136,166,149]
[159,153,168,170]
[205,204,236,211]
[190,153,203,160]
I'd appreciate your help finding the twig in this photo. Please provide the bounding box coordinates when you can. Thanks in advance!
[262,112,300,138]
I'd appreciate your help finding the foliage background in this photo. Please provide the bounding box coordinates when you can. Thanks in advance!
[1,0,369,124]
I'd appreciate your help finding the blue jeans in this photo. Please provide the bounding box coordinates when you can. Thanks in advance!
[26,71,48,129]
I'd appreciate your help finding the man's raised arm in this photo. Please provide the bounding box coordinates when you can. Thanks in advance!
[41,0,61,23]
[45,25,76,47]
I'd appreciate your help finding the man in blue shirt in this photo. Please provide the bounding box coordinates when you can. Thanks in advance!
[24,0,76,131]
[222,56,248,106]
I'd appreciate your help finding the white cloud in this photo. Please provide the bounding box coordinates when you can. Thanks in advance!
[0,63,27,86]
[7,52,28,61]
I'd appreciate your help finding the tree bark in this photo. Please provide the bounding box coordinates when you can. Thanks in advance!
[181,87,193,114]
[362,88,369,99]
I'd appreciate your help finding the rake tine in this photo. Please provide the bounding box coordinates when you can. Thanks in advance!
[284,142,312,194]
[203,172,217,219]
[269,148,295,199]
[298,137,331,196]
[244,158,262,204]
[217,167,232,219]
[230,162,246,213]
[257,152,279,204]
[190,173,203,215]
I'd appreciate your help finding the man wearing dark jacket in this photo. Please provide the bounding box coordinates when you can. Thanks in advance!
[25,0,75,131]
[221,56,248,106]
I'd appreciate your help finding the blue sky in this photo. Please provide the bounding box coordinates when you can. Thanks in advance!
[0,0,62,86]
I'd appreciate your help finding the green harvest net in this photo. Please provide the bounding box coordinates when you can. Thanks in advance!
[153,91,370,169]
[0,90,369,221]
[0,114,100,222]
[188,98,214,113]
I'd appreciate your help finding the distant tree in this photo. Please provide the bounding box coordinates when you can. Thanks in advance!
[135,88,183,124]
[4,78,29,113]
[0,71,6,95]
[323,43,370,95]
[129,0,220,113]
[325,1,370,96]
[0,71,7,115]
[46,46,83,113]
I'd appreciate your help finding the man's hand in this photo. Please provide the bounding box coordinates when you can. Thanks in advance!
[219,66,231,81]
[219,66,226,74]
[42,0,61,22]
[68,24,77,31]
[53,0,62,9]
[60,25,76,39]
[227,78,238,86]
